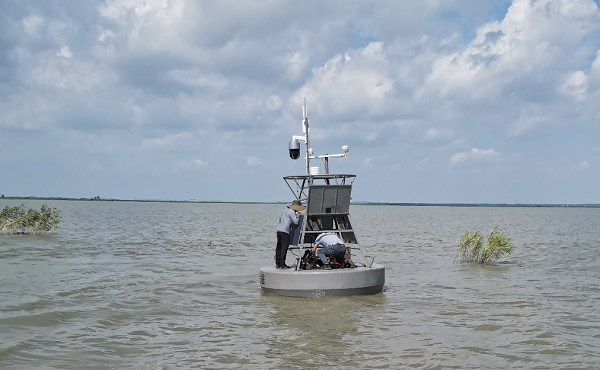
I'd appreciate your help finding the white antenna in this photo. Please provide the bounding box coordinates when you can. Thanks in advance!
[302,98,310,174]
[302,98,306,118]
[302,98,308,134]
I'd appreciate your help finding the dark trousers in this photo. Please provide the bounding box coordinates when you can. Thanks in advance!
[317,243,346,265]
[276,231,290,267]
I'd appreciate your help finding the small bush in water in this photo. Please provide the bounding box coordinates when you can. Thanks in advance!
[0,204,61,235]
[455,228,514,264]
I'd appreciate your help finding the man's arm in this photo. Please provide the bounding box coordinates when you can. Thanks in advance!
[290,209,299,224]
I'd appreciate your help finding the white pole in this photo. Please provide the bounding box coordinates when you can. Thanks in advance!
[303,98,310,175]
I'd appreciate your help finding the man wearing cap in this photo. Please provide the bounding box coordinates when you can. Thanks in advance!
[275,199,305,268]
[312,233,346,270]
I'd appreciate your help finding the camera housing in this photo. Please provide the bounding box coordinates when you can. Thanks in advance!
[289,140,301,160]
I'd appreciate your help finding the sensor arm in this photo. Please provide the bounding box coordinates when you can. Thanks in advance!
[315,153,347,159]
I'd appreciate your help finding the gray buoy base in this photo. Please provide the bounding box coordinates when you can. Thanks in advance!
[259,264,385,298]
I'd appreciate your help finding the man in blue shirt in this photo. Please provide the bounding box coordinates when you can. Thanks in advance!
[312,233,346,270]
[275,199,305,268]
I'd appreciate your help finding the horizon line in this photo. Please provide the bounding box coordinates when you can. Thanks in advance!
[1,196,599,208]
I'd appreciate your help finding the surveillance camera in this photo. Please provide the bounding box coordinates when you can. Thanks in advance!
[289,139,301,160]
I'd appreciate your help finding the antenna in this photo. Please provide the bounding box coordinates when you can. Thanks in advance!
[302,98,310,174]
[303,98,307,118]
[302,98,308,134]
[302,98,306,119]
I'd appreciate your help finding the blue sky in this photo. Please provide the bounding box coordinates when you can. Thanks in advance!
[1,0,599,203]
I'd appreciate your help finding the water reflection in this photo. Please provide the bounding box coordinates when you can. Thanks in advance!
[261,293,386,368]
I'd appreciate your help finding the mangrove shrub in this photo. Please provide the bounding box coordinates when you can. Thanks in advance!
[455,228,514,264]
[0,204,61,235]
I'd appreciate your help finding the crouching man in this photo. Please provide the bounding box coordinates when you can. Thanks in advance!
[312,233,346,270]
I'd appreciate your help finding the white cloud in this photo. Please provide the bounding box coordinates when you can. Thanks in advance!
[450,148,500,164]
[508,109,548,136]
[420,0,600,99]
[290,42,393,117]
[265,95,282,111]
[175,159,208,172]
[423,128,453,141]
[167,69,228,89]
[56,46,72,58]
[279,51,310,80]
[99,0,186,34]
[142,132,196,149]
[22,15,44,37]
[580,160,589,168]
[246,156,261,166]
[562,70,588,97]
[0,94,55,130]
[27,55,116,92]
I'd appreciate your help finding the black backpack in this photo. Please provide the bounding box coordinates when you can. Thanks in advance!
[299,249,323,270]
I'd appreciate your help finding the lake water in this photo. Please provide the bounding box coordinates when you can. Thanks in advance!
[1,200,599,369]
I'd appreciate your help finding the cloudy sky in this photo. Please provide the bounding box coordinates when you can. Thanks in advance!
[1,0,599,203]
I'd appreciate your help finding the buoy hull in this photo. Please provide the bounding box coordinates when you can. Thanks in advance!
[259,264,385,297]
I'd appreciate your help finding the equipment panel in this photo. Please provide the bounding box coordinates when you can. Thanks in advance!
[307,185,351,215]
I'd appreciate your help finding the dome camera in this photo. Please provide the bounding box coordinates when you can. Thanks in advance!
[289,139,301,160]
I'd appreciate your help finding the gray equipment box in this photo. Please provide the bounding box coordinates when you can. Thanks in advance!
[307,185,351,215]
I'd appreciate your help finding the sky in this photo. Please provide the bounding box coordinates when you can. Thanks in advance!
[1,0,600,204]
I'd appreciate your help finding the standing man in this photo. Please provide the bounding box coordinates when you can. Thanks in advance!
[276,199,305,268]
[313,233,346,270]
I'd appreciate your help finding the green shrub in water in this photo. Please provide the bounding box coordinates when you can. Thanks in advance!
[0,204,61,235]
[455,228,514,264]
[455,230,484,263]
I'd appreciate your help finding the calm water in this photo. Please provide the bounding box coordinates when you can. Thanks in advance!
[1,200,599,369]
